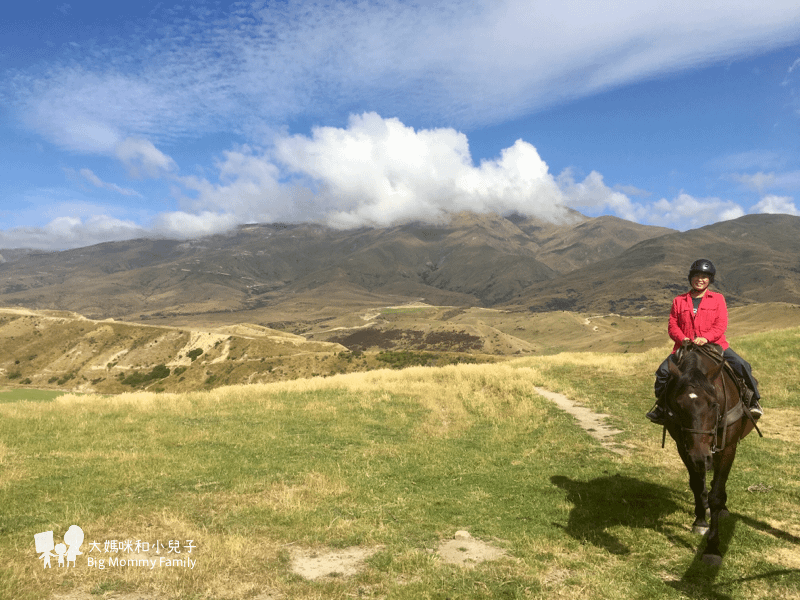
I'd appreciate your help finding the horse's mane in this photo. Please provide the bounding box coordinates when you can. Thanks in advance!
[673,350,717,397]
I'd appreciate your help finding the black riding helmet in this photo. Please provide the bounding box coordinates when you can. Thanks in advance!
[688,258,716,283]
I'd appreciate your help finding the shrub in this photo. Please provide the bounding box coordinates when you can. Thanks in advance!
[121,364,171,387]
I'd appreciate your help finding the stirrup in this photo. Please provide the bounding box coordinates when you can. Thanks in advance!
[749,399,763,418]
[742,388,763,418]
[646,404,667,425]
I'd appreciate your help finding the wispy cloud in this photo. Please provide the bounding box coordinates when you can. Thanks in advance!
[76,168,141,197]
[4,1,800,249]
[6,1,800,153]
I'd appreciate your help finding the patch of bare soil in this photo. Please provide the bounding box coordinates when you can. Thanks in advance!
[290,545,383,580]
[289,532,510,582]
[436,531,509,569]
[534,386,628,455]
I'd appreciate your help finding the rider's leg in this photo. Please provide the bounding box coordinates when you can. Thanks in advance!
[723,348,762,417]
[647,356,673,424]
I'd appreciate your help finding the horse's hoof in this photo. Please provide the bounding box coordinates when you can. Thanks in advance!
[693,525,709,536]
[702,553,722,567]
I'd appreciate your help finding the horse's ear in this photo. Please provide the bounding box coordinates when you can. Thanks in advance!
[707,361,724,381]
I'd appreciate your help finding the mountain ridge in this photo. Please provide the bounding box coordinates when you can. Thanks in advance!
[1,212,798,326]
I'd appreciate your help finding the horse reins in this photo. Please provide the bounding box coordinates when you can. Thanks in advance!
[662,348,739,451]
[664,350,762,451]
[680,368,727,453]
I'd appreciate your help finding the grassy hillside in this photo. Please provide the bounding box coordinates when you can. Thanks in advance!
[3,303,799,397]
[1,326,798,599]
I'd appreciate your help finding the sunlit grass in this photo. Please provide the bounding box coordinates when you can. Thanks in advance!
[1,328,798,599]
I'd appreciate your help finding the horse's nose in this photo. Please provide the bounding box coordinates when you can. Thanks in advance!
[690,450,713,473]
[693,453,713,473]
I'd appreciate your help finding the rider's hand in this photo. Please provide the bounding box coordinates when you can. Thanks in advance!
[693,337,708,346]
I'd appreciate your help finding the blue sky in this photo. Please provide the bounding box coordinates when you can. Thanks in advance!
[2,0,799,250]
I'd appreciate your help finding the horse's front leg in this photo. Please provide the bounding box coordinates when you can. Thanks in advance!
[688,468,709,534]
[676,440,709,534]
[703,443,738,564]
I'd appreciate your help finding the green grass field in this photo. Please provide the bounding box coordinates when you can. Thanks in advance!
[1,328,798,599]
[0,389,69,403]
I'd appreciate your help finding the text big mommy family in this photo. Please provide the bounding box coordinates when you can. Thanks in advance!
[87,555,197,570]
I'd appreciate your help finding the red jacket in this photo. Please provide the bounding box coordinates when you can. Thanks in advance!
[668,290,729,353]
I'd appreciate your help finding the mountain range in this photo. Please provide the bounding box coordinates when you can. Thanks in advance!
[1,212,799,327]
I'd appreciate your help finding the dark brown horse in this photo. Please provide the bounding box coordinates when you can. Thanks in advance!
[662,340,760,564]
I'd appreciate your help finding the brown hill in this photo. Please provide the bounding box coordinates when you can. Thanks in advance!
[516,214,800,314]
[3,212,797,324]
[0,212,672,322]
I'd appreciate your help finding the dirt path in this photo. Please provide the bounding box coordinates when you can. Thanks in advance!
[534,386,628,455]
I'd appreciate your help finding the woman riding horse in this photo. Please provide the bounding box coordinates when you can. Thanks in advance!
[647,258,763,425]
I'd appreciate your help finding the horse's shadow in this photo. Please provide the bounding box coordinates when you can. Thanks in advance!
[550,473,688,555]
[551,474,800,596]
[670,512,800,599]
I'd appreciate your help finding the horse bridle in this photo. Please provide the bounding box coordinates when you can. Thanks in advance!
[677,371,729,454]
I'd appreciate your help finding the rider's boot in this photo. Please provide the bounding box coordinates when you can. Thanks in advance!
[646,395,668,425]
[744,387,763,418]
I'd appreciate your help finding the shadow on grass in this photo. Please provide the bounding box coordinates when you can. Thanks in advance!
[550,473,687,556]
[552,475,800,597]
[669,512,800,599]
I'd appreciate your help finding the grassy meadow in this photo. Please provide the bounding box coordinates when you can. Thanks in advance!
[1,328,799,599]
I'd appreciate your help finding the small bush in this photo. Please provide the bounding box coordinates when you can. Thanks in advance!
[121,364,171,387]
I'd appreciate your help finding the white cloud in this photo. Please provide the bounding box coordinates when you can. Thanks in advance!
[752,194,800,215]
[168,114,759,233]
[162,113,574,230]
[729,169,800,194]
[1,111,792,249]
[115,138,177,178]
[614,184,652,198]
[78,168,141,196]
[150,211,241,239]
[175,148,317,224]
[557,169,645,222]
[648,193,745,228]
[731,171,777,193]
[0,215,145,250]
[782,56,800,85]
[275,112,570,227]
[555,178,750,230]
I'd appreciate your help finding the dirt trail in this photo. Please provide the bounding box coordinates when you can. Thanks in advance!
[534,386,628,455]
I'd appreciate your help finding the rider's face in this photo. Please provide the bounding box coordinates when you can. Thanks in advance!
[690,273,710,293]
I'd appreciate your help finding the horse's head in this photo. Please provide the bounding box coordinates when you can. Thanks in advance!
[667,344,725,472]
